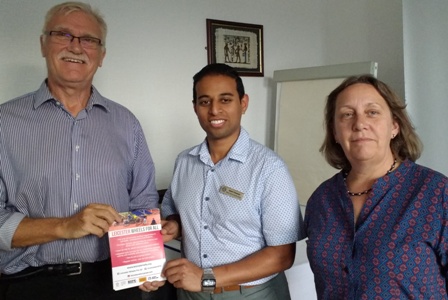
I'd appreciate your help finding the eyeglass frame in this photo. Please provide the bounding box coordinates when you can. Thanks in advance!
[44,31,103,49]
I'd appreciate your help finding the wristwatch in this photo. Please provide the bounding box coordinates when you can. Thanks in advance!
[201,268,216,293]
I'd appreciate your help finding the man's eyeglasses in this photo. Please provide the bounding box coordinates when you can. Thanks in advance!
[45,31,103,49]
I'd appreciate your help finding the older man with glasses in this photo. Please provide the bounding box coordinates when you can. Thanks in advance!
[0,2,159,299]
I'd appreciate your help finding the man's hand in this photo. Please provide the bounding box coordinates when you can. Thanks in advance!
[12,203,123,248]
[163,258,203,292]
[160,219,179,243]
[60,203,123,239]
[139,279,166,293]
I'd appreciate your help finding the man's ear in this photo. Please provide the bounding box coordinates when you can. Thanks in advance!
[193,100,197,114]
[241,94,249,114]
[40,35,47,57]
[98,48,106,67]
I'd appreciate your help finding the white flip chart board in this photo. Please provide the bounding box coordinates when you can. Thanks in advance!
[273,62,378,206]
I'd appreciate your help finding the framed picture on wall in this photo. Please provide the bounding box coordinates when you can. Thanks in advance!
[206,19,264,77]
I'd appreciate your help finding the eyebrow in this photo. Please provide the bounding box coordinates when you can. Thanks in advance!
[51,26,99,38]
[197,92,234,99]
[338,102,383,109]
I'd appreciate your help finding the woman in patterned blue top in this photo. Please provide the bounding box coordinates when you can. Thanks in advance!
[304,75,448,299]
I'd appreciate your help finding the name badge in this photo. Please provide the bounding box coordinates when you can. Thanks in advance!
[219,186,244,200]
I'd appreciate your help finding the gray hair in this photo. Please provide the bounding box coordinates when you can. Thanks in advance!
[42,1,107,46]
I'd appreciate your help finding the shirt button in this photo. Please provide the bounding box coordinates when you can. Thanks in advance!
[75,173,80,180]
[203,254,208,258]
[204,225,208,229]
[75,145,80,152]
[205,197,210,201]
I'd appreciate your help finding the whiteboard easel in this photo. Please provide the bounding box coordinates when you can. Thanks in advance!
[273,62,378,206]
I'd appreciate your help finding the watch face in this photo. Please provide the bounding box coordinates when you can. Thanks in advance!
[202,279,216,287]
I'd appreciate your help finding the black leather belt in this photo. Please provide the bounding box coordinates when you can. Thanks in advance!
[0,260,108,282]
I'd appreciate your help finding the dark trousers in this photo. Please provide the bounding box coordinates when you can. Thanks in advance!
[142,282,177,300]
[0,260,143,300]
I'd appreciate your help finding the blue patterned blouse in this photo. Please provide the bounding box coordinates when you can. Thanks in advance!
[305,159,448,299]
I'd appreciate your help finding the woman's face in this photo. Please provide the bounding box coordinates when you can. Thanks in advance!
[333,83,399,166]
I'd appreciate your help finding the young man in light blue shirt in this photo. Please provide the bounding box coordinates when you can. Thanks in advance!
[142,63,303,300]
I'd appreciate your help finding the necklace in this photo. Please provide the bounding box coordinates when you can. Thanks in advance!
[344,158,397,197]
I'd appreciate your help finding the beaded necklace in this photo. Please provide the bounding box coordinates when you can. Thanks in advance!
[344,158,397,197]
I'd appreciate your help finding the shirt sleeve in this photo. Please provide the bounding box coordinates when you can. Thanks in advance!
[260,163,304,246]
[160,157,180,219]
[0,177,26,251]
[127,119,159,210]
[161,187,178,219]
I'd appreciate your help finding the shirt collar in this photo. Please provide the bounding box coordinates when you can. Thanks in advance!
[192,127,250,165]
[33,80,110,112]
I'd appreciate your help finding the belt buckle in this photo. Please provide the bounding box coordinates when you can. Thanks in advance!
[67,261,82,276]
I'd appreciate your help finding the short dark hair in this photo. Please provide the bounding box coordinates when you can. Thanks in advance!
[320,74,423,170]
[192,63,245,102]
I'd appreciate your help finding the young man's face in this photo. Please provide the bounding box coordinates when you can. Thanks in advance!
[193,74,248,144]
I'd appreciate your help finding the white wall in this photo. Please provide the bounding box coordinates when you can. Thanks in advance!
[403,0,448,175]
[0,0,405,189]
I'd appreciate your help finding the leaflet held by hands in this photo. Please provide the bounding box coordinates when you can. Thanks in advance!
[108,208,166,291]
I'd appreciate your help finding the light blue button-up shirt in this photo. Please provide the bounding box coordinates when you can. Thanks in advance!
[0,81,158,274]
[162,128,303,285]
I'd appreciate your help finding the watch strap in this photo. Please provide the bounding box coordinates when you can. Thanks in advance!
[201,268,216,293]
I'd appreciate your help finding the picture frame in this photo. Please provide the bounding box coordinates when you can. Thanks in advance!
[206,19,264,77]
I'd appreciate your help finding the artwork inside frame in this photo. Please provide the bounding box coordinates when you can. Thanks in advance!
[206,19,264,77]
